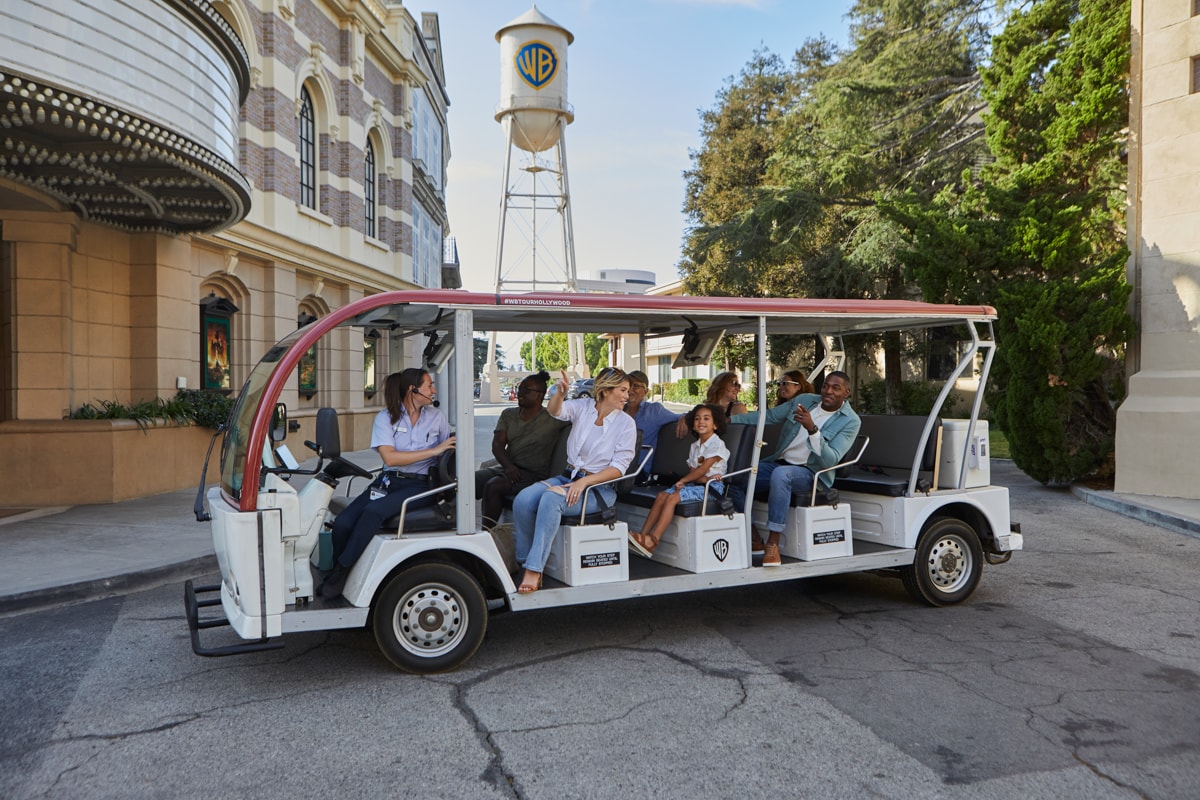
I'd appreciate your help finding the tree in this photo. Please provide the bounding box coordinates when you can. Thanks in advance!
[518,333,608,375]
[888,0,1133,483]
[682,0,990,410]
[473,336,504,380]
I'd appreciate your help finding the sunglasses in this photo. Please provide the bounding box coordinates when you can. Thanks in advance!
[776,380,801,387]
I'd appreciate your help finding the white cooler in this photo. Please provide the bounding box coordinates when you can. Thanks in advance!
[939,420,990,489]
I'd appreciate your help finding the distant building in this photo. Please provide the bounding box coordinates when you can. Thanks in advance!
[0,0,453,504]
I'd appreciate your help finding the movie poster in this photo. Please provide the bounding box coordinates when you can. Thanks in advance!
[204,317,231,390]
[298,345,317,393]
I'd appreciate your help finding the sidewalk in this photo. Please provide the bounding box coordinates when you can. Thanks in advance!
[2,461,1198,615]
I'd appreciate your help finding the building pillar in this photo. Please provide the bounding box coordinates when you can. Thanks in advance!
[1115,2,1200,499]
[1,212,79,420]
[129,233,196,401]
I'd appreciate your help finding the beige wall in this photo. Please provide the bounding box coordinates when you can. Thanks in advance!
[1116,1,1200,498]
[0,0,449,506]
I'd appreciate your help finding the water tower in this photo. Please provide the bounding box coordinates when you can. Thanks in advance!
[484,6,583,399]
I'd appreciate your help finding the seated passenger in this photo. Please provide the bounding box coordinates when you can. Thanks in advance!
[321,368,455,599]
[628,404,729,557]
[474,371,567,530]
[676,371,747,438]
[512,367,636,594]
[730,370,859,567]
[773,369,814,406]
[709,371,749,419]
[625,369,684,481]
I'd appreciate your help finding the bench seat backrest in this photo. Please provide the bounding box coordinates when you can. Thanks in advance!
[855,414,941,473]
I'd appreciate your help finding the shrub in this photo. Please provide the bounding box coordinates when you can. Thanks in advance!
[173,389,236,429]
[855,379,959,416]
[71,390,234,431]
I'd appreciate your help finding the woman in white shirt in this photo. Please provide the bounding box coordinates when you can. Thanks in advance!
[511,367,636,594]
[322,368,454,598]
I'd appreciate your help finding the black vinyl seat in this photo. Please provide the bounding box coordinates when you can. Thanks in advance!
[621,422,755,518]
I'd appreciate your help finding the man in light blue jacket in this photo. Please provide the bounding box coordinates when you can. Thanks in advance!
[731,371,860,566]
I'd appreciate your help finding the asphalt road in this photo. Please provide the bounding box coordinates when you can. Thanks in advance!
[2,462,1198,799]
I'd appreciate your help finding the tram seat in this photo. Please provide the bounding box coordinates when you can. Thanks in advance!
[327,450,457,534]
[501,425,646,525]
[620,422,756,517]
[832,415,942,497]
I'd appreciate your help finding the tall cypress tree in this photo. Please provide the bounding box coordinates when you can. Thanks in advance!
[889,0,1133,483]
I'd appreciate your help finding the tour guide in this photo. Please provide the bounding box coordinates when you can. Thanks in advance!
[730,371,860,567]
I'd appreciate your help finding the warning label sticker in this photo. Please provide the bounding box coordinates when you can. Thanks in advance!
[581,552,620,568]
[813,529,846,545]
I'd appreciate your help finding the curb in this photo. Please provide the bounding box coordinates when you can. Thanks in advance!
[1071,484,1200,540]
[0,554,217,616]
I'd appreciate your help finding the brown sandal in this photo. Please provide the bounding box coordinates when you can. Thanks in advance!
[517,570,543,594]
[627,531,658,558]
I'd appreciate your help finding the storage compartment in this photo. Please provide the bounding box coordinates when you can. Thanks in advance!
[938,420,990,489]
[620,506,749,573]
[544,523,630,586]
[754,502,853,561]
[779,504,853,560]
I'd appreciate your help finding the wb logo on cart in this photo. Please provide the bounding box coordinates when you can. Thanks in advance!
[712,539,729,562]
[516,41,558,89]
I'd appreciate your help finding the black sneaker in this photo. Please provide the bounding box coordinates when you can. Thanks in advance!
[320,563,349,599]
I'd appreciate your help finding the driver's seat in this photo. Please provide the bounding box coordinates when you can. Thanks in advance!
[378,449,457,534]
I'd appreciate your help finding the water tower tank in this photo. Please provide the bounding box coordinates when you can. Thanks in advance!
[496,6,574,153]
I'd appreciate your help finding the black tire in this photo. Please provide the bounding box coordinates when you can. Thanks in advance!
[900,517,983,607]
[373,562,487,673]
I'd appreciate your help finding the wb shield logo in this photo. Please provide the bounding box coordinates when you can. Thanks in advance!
[712,539,730,562]
[516,41,558,89]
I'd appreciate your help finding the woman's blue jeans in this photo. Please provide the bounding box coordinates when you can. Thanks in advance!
[512,475,616,573]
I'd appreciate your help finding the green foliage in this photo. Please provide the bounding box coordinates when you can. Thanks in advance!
[681,1,990,407]
[887,0,1133,483]
[71,398,186,431]
[663,379,709,405]
[173,389,236,429]
[473,336,505,379]
[660,379,758,410]
[855,379,959,416]
[71,390,234,431]
[518,332,607,375]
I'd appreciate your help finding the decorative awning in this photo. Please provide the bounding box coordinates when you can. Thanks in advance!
[0,69,251,234]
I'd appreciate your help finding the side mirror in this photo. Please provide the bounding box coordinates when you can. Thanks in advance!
[270,403,287,443]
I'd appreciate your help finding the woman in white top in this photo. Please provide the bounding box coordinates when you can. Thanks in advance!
[323,368,454,598]
[629,404,729,557]
[512,367,636,594]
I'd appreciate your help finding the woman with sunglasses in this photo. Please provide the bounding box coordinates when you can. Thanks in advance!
[773,369,814,407]
[707,371,749,419]
[511,367,637,594]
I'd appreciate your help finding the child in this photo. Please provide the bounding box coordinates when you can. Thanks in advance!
[628,404,729,557]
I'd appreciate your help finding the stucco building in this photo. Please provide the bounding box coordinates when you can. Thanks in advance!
[0,0,454,504]
[1117,0,1200,499]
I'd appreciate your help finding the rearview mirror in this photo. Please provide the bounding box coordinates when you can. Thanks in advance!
[270,403,287,442]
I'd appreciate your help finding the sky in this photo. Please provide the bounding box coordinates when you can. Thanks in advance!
[416,0,857,295]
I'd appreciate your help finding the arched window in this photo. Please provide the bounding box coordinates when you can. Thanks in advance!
[364,139,377,237]
[299,88,316,209]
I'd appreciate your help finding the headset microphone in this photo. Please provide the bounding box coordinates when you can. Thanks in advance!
[415,389,440,408]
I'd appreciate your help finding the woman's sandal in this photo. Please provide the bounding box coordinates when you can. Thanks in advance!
[627,531,658,558]
[517,570,543,594]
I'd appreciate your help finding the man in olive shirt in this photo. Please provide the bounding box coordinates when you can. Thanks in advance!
[475,371,568,529]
